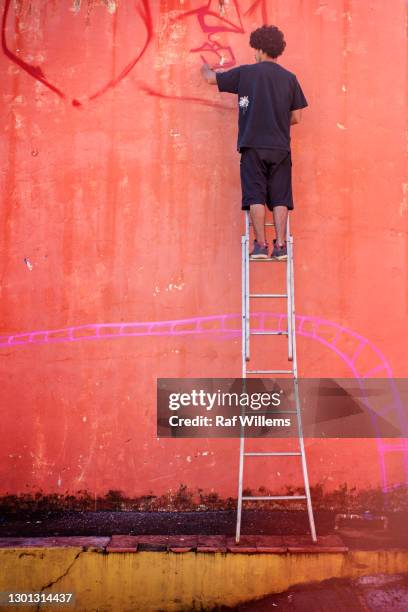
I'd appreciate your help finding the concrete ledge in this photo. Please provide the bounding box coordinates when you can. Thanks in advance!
[0,536,109,550]
[106,535,138,553]
[0,534,347,554]
[197,535,227,553]
[284,534,349,553]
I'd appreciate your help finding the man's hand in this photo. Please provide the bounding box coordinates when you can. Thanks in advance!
[290,109,302,125]
[201,62,217,85]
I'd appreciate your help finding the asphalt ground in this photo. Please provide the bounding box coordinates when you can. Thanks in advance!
[219,573,408,611]
[1,510,408,549]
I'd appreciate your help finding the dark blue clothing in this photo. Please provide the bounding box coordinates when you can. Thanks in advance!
[216,61,308,152]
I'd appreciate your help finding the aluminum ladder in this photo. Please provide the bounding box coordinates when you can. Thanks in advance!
[236,211,317,543]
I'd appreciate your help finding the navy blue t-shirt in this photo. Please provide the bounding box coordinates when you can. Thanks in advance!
[216,61,308,152]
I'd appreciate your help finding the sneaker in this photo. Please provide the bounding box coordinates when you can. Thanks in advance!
[250,240,269,259]
[271,239,287,261]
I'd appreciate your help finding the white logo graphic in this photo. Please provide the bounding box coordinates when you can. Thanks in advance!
[239,96,250,112]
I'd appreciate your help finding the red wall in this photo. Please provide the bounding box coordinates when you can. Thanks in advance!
[1,0,407,499]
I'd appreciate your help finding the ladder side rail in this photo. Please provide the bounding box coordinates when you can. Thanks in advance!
[286,216,294,361]
[241,235,247,368]
[236,418,245,542]
[236,234,248,543]
[289,234,317,542]
[245,211,250,360]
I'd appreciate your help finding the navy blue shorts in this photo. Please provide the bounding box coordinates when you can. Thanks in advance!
[240,147,293,211]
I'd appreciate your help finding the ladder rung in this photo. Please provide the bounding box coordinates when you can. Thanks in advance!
[242,495,307,501]
[250,331,288,336]
[244,452,301,456]
[249,258,286,263]
[246,370,293,374]
[249,222,275,227]
[249,294,288,298]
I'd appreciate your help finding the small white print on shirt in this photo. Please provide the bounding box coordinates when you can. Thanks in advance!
[239,96,250,112]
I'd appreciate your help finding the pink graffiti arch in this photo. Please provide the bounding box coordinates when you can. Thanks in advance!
[1,311,407,491]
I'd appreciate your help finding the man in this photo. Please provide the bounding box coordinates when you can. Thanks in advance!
[200,25,307,260]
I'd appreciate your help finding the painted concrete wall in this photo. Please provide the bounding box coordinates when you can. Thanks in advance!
[2,544,408,611]
[0,0,407,500]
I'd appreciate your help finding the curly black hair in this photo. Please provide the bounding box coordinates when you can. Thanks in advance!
[249,25,286,58]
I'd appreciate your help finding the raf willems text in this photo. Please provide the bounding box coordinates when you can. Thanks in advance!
[168,413,292,428]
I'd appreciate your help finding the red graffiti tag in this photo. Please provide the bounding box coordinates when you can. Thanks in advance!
[2,0,153,107]
[140,0,270,107]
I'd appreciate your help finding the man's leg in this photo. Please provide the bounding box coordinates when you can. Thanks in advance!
[272,205,288,246]
[270,205,289,260]
[249,203,266,244]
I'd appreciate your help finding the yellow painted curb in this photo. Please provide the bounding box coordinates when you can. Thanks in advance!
[1,548,408,611]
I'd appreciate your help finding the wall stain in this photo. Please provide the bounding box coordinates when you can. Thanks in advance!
[1,483,408,515]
